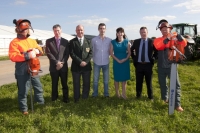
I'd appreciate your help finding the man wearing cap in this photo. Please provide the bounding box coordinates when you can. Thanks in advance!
[9,19,44,115]
[154,19,187,112]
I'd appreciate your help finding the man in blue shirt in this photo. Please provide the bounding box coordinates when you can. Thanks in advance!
[91,23,112,97]
[131,27,157,100]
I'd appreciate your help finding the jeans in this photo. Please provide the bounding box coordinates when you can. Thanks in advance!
[16,74,44,112]
[158,67,181,107]
[92,63,109,97]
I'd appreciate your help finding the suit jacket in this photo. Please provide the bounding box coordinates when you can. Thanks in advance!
[69,36,92,72]
[45,37,69,72]
[131,38,157,67]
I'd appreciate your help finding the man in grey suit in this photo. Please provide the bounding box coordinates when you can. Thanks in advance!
[69,25,92,103]
[45,24,70,103]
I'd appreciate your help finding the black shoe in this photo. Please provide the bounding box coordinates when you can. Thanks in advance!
[52,99,57,102]
[74,99,79,103]
[63,99,69,103]
[136,96,141,99]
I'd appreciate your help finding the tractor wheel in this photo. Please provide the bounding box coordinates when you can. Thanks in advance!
[184,43,194,60]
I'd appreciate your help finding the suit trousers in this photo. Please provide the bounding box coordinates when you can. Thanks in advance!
[50,70,69,102]
[72,71,91,101]
[135,63,153,99]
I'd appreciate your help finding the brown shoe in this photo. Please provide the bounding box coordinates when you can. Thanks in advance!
[163,99,169,104]
[176,106,183,112]
[22,111,28,115]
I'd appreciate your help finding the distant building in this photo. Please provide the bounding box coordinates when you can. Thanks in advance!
[72,34,96,40]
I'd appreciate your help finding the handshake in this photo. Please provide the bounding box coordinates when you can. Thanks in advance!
[28,48,40,59]
[56,61,64,70]
[163,32,184,44]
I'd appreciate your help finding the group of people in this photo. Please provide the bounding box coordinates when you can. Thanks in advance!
[9,18,186,115]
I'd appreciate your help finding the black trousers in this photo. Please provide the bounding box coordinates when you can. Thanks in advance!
[50,70,68,102]
[72,71,91,101]
[135,63,153,99]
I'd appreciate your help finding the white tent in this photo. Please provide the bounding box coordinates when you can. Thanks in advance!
[0,25,75,56]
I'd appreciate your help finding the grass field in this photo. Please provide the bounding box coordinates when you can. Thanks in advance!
[0,59,200,133]
[0,56,9,61]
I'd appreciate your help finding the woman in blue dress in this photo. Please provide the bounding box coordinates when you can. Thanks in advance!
[110,27,131,99]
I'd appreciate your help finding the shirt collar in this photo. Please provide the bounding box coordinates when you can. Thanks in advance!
[142,38,147,41]
[98,35,106,40]
[55,37,61,40]
[77,36,84,40]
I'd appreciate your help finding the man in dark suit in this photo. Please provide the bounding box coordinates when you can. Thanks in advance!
[131,27,157,100]
[45,24,70,103]
[69,25,92,103]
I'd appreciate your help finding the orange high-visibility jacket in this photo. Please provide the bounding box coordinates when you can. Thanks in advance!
[153,36,187,51]
[9,37,43,76]
[9,37,43,62]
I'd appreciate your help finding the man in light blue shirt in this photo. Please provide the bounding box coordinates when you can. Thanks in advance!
[91,23,112,97]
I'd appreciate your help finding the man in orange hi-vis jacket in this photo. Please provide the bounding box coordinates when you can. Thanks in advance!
[9,19,44,115]
[153,19,187,112]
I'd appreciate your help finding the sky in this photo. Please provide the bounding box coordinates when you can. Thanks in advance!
[0,0,200,40]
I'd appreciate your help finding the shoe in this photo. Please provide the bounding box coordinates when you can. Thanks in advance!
[74,99,79,103]
[164,99,169,104]
[115,94,121,98]
[121,94,127,99]
[176,106,183,112]
[63,99,69,103]
[22,111,28,115]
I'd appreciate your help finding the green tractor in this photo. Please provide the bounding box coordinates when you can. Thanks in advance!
[171,23,200,60]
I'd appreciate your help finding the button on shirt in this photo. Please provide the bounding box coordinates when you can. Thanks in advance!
[138,39,150,62]
[92,36,112,65]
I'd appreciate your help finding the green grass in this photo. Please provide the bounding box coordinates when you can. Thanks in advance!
[0,56,9,61]
[0,59,200,133]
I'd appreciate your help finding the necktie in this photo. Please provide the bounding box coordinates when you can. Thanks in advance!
[79,39,82,46]
[141,40,145,62]
[56,39,60,51]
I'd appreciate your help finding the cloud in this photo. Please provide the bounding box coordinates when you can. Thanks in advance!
[68,15,81,18]
[173,0,200,14]
[142,15,176,21]
[75,17,110,26]
[144,0,171,3]
[14,0,27,5]
[184,9,200,14]
[124,24,148,31]
[27,15,45,19]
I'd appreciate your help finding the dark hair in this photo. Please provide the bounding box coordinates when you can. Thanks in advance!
[52,24,61,29]
[140,26,147,31]
[115,27,127,42]
[98,23,106,29]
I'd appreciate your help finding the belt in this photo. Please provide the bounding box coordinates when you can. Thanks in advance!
[138,62,150,64]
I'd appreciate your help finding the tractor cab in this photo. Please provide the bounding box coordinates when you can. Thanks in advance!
[172,23,200,59]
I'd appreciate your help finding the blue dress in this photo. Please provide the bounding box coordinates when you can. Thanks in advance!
[111,39,130,82]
